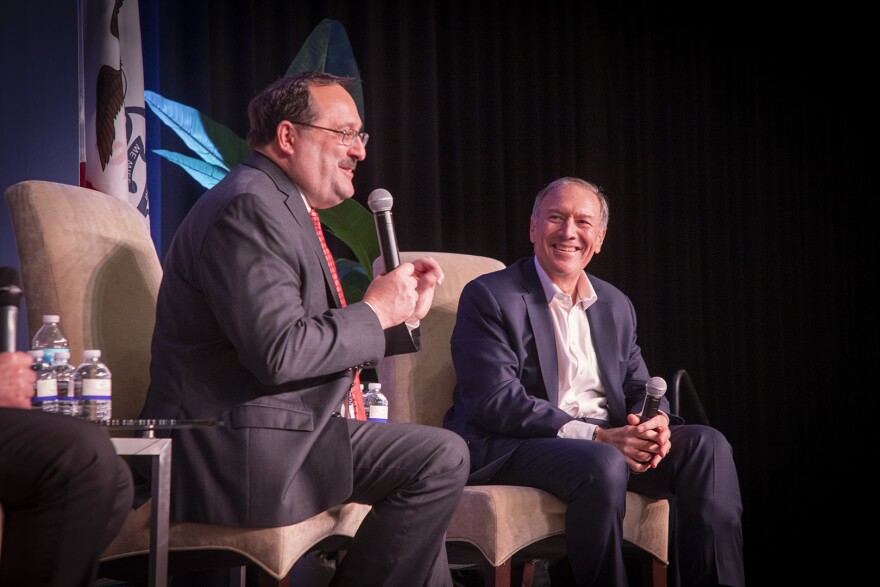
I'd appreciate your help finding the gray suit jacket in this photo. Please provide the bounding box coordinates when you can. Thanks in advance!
[141,153,418,526]
[442,257,678,483]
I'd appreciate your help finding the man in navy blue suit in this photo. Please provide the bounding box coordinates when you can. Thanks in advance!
[443,177,744,586]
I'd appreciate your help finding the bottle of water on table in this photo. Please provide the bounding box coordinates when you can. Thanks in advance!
[366,383,388,423]
[75,349,112,423]
[28,349,59,413]
[53,350,81,417]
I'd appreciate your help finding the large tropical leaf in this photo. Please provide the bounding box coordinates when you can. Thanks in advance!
[286,18,365,123]
[152,149,226,189]
[145,90,251,170]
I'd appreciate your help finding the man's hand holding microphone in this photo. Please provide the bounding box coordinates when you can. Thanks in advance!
[361,189,443,329]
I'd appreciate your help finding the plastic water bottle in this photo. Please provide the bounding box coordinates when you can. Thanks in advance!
[366,383,388,423]
[53,350,81,417]
[28,349,59,413]
[31,314,69,363]
[362,383,373,419]
[75,349,112,423]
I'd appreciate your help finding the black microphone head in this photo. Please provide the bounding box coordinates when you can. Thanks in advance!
[367,189,393,213]
[0,266,23,308]
[645,376,667,398]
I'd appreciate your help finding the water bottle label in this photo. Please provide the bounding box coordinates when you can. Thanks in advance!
[38,347,67,362]
[82,379,111,397]
[35,379,58,398]
[368,405,388,422]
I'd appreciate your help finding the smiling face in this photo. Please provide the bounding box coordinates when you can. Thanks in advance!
[529,181,607,295]
[285,83,366,209]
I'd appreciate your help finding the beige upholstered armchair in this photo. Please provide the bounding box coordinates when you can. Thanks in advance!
[379,251,671,587]
[4,180,370,585]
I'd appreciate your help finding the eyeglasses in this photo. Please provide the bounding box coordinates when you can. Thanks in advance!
[290,121,369,147]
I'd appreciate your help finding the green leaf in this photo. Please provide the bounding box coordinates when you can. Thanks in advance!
[336,258,371,303]
[286,18,365,123]
[317,199,379,281]
[153,149,227,189]
[145,90,251,170]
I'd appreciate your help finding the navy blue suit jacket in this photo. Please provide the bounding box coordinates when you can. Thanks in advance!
[443,256,677,483]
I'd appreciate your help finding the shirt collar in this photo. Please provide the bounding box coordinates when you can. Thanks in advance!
[295,184,312,212]
[533,256,598,310]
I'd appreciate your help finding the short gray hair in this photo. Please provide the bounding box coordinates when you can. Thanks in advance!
[531,177,609,229]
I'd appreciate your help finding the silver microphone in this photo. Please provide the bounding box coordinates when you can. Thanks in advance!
[639,376,667,422]
[367,189,400,273]
[0,267,23,352]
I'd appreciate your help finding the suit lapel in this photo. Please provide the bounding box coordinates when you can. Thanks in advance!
[521,259,560,405]
[587,296,626,421]
[245,153,341,308]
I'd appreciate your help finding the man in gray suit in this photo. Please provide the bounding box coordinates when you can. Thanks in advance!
[140,71,469,586]
[443,178,744,586]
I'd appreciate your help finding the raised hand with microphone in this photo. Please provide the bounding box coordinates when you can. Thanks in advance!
[363,189,444,330]
[1,267,37,408]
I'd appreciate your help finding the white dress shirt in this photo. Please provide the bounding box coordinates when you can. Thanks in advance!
[533,257,606,441]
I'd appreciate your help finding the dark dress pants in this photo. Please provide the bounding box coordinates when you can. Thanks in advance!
[329,419,470,587]
[0,409,134,587]
[487,424,744,587]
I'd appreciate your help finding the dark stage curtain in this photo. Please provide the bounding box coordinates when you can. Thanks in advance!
[141,1,867,577]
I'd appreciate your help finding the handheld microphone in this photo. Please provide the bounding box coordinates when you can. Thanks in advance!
[0,266,23,352]
[367,188,400,273]
[639,376,667,423]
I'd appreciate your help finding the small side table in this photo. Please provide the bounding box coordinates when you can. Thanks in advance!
[110,437,171,587]
[102,419,220,587]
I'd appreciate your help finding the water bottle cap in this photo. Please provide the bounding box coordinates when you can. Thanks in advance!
[84,349,102,359]
[42,314,60,323]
